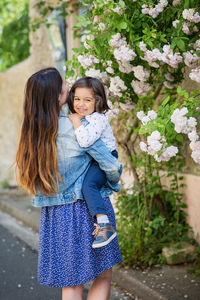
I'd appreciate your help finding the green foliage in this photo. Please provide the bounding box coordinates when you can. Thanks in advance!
[193,247,200,275]
[35,0,200,270]
[138,87,200,141]
[0,1,30,71]
[116,163,193,267]
[64,0,200,103]
[0,179,10,189]
[122,87,200,267]
[31,0,69,31]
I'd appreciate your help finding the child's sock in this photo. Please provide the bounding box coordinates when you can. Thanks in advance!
[97,215,109,224]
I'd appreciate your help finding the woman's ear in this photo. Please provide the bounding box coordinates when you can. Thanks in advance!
[61,103,70,115]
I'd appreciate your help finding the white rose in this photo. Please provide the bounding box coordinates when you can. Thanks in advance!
[137,110,146,120]
[147,110,157,120]
[140,142,148,152]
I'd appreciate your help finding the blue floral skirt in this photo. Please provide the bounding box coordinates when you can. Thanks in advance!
[38,197,122,287]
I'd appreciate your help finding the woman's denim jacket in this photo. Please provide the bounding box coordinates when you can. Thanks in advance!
[32,111,122,207]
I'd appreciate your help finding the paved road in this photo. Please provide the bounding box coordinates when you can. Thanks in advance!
[0,213,134,300]
[0,224,66,300]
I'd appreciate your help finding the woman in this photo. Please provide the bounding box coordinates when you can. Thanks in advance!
[15,67,122,300]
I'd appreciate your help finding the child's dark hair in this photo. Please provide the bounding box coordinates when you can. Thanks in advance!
[67,77,110,113]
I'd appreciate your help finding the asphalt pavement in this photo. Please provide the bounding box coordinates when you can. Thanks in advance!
[0,210,135,300]
[0,224,63,300]
[1,188,200,300]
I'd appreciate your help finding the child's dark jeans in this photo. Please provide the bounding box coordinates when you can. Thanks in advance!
[82,150,118,217]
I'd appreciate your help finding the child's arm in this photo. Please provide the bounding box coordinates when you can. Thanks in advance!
[70,113,107,148]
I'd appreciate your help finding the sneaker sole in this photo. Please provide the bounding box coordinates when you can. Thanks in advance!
[92,232,117,249]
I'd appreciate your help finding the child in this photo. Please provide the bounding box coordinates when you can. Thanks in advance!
[67,77,119,249]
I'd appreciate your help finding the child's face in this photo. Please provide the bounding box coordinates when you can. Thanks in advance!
[73,87,95,117]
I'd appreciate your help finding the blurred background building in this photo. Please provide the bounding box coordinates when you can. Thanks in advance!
[0,0,80,185]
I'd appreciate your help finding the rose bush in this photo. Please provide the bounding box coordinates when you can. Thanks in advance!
[36,0,200,266]
[66,0,200,165]
[64,0,200,266]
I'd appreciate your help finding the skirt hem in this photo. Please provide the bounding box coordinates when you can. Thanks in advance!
[38,260,122,288]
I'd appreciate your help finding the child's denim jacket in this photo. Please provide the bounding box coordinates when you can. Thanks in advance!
[32,111,122,207]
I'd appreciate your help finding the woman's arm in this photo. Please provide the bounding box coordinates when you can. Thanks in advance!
[83,139,122,184]
[58,115,122,184]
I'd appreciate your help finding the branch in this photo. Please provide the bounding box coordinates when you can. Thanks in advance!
[114,114,140,185]
[117,116,138,145]
[124,143,139,185]
[116,135,140,186]
[153,84,163,110]
[154,83,163,99]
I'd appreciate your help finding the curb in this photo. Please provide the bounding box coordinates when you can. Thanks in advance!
[0,195,40,233]
[0,210,39,251]
[112,268,167,300]
[0,192,166,300]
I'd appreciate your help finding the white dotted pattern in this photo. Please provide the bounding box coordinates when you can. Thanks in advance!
[75,112,116,151]
[38,197,122,287]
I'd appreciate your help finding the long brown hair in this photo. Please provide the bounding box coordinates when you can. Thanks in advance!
[16,67,63,195]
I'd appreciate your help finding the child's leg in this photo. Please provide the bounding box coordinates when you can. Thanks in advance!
[82,161,117,248]
[82,150,118,217]
[82,161,108,218]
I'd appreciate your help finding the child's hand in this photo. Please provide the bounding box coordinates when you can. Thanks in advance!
[69,113,82,130]
[69,113,82,122]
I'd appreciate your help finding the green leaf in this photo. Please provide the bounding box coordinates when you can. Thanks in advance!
[75,15,86,22]
[177,39,186,51]
[119,0,126,7]
[161,36,167,43]
[176,135,183,142]
[177,86,182,94]
[184,0,190,8]
[66,70,74,77]
[177,86,188,97]
[162,96,170,107]
[73,23,82,28]
[72,48,80,53]
[193,112,200,117]
[179,203,187,208]
[65,60,72,66]
[139,127,148,134]
[171,38,177,49]
[72,61,80,68]
[119,21,127,29]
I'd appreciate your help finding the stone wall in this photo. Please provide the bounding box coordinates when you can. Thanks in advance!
[29,0,54,73]
[0,0,81,186]
[66,0,80,60]
[0,0,54,185]
[0,58,31,185]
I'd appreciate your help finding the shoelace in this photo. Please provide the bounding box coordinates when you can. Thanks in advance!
[92,223,101,237]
